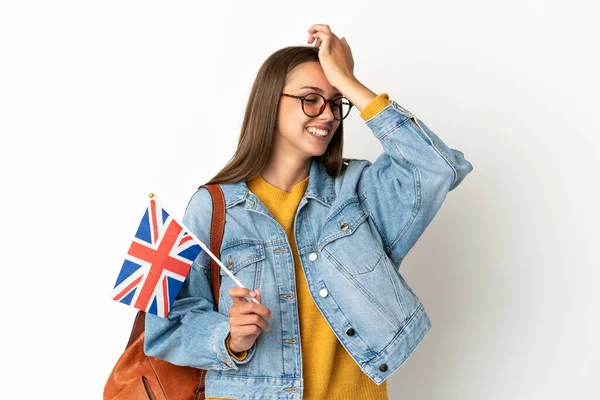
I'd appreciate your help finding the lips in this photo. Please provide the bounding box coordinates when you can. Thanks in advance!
[306,125,330,130]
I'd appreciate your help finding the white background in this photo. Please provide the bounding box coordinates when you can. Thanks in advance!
[1,1,598,399]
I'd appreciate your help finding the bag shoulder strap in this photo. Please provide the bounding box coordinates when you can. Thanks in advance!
[200,184,226,311]
[125,184,226,349]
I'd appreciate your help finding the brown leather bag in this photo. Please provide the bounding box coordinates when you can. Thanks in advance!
[104,184,226,400]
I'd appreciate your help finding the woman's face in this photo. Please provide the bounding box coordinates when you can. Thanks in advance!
[274,61,342,162]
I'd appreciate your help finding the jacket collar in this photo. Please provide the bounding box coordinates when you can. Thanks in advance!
[219,157,336,209]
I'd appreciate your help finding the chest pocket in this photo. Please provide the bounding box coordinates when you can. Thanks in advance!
[218,240,265,312]
[319,200,384,276]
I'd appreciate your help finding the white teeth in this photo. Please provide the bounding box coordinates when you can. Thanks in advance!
[307,127,329,137]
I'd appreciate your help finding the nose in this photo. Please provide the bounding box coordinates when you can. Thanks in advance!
[319,101,335,121]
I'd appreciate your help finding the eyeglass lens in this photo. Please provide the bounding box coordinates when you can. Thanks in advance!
[303,94,351,120]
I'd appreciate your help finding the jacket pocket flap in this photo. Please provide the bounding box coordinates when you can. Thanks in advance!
[318,200,369,248]
[219,241,265,275]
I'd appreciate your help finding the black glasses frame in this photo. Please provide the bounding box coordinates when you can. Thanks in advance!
[281,92,354,121]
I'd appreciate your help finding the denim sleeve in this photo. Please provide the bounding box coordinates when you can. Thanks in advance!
[357,100,474,268]
[143,187,256,370]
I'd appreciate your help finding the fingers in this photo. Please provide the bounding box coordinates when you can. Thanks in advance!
[227,287,272,353]
[307,24,334,48]
[309,31,327,50]
[231,313,270,333]
[307,31,322,48]
[229,287,271,334]
[308,24,332,35]
[233,324,263,337]
[228,287,256,305]
[254,288,262,304]
[307,24,348,54]
[228,287,273,319]
[235,301,272,319]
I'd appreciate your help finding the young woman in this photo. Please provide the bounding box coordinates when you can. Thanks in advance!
[144,24,473,399]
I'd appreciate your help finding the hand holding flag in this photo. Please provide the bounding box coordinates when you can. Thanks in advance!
[112,193,258,318]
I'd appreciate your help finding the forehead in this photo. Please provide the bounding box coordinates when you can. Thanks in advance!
[285,62,340,95]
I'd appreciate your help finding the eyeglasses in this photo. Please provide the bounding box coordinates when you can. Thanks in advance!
[281,92,353,121]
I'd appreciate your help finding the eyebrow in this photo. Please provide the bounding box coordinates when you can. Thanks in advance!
[299,86,343,97]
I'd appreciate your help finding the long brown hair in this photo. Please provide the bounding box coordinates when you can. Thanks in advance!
[205,46,349,186]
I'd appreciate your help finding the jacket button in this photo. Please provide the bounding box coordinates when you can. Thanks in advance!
[319,288,328,298]
[346,327,355,336]
[379,363,388,372]
[340,221,349,230]
[308,252,318,261]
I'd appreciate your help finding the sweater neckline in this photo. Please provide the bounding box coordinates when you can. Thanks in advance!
[247,174,309,203]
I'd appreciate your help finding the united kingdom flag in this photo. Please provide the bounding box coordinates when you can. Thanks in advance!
[112,197,203,317]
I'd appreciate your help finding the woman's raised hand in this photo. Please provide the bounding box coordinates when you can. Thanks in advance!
[227,287,272,353]
[307,24,356,89]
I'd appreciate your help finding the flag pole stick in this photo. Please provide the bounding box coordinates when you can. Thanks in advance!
[149,193,260,304]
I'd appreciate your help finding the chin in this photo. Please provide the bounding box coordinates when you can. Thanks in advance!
[309,146,328,158]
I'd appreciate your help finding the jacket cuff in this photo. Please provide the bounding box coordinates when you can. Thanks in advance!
[225,333,248,361]
[212,321,256,368]
[365,100,415,140]
[359,93,391,121]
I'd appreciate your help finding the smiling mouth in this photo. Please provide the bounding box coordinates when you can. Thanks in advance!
[306,127,329,137]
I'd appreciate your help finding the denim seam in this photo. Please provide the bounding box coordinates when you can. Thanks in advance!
[322,196,361,225]
[381,101,458,187]
[219,254,265,276]
[322,248,402,328]
[226,191,247,209]
[254,260,262,294]
[208,373,302,381]
[406,114,459,188]
[262,237,289,247]
[306,275,377,365]
[316,212,369,250]
[381,254,408,319]
[367,206,390,250]
[357,184,391,251]
[378,139,422,256]
[191,259,209,277]
[210,321,238,371]
[365,302,425,365]
[222,238,264,248]
[305,194,332,207]
[389,141,422,254]
[371,115,412,141]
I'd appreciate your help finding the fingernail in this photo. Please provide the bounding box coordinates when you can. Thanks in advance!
[249,291,256,297]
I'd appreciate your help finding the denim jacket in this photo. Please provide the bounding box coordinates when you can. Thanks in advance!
[144,100,473,399]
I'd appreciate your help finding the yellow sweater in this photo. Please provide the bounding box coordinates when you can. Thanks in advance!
[207,93,391,400]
